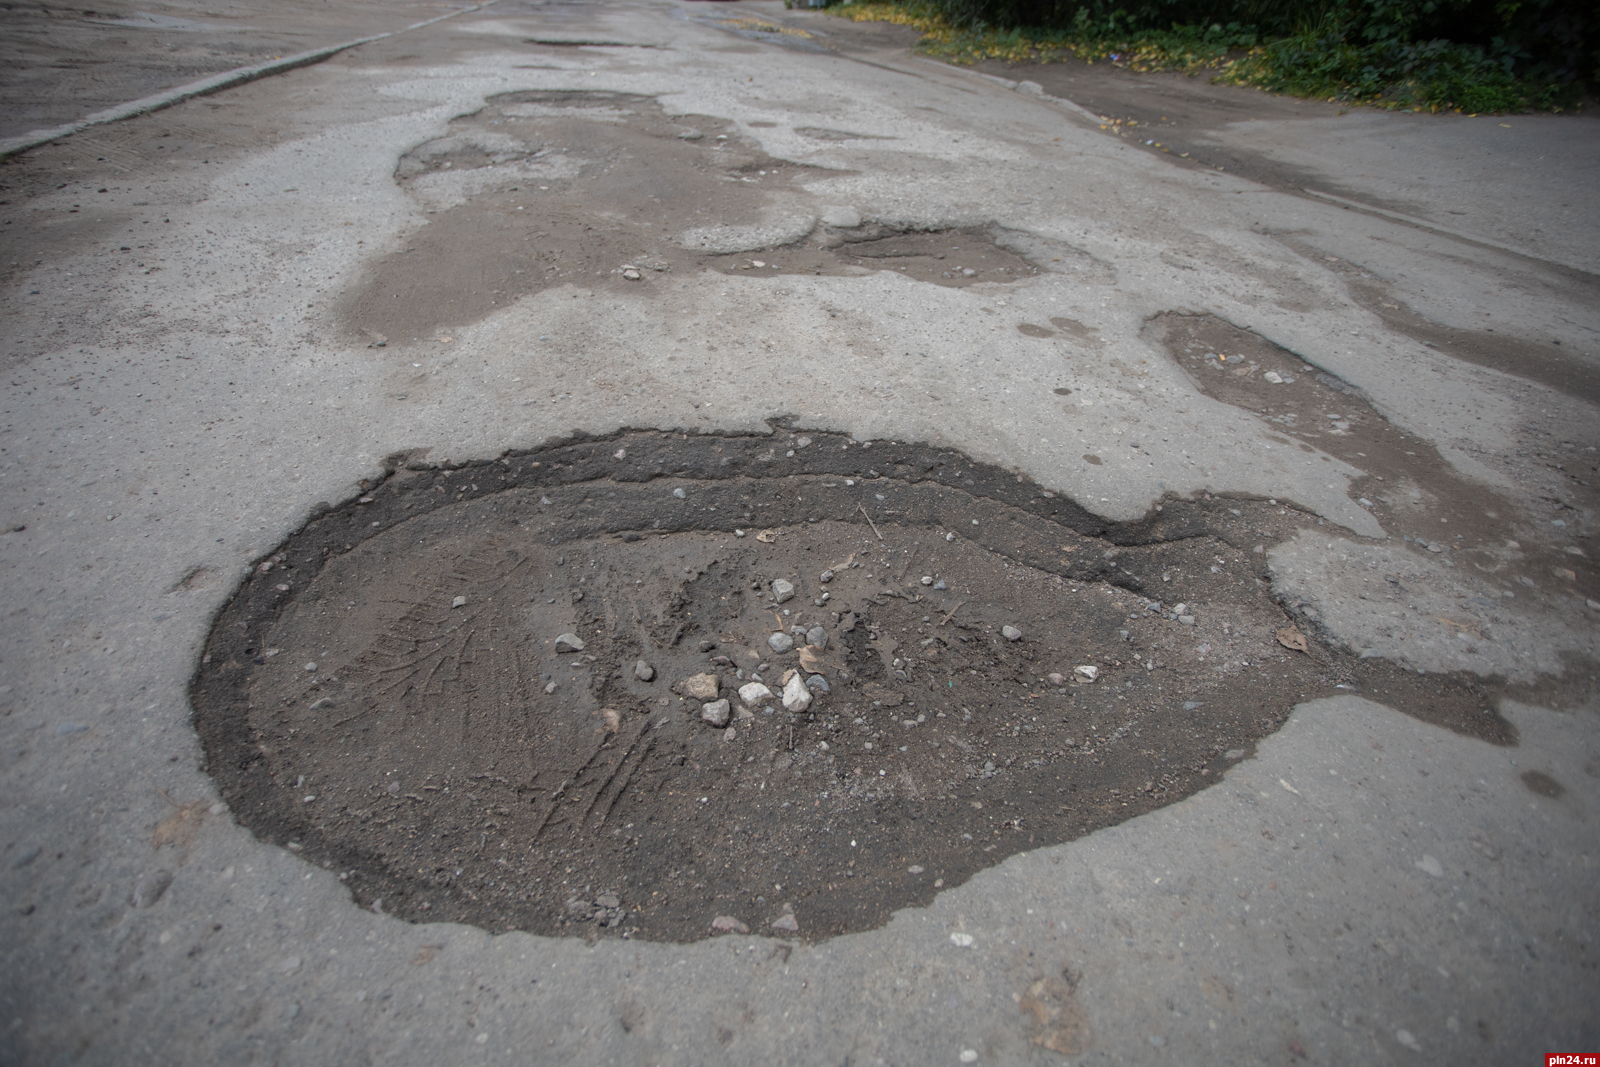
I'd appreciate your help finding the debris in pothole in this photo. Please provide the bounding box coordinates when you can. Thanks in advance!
[782,672,812,712]
[676,672,720,700]
[701,699,731,727]
[193,430,1510,946]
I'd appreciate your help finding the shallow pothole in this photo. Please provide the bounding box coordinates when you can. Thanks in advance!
[193,431,1512,944]
[1149,312,1598,604]
[337,90,1104,346]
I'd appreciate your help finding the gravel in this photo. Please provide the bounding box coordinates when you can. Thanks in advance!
[701,699,731,727]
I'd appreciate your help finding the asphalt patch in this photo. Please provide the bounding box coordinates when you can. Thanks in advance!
[192,431,1515,945]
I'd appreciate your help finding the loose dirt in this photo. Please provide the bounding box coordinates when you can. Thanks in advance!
[193,430,1513,944]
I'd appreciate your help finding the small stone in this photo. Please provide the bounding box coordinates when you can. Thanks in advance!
[621,267,642,281]
[633,660,655,682]
[710,915,749,934]
[1183,701,1203,711]
[673,487,686,499]
[960,1051,978,1064]
[933,580,947,590]
[56,722,87,736]
[131,869,173,908]
[819,569,834,583]
[677,673,720,700]
[1179,615,1196,626]
[544,680,558,694]
[805,674,830,694]
[701,699,731,727]
[807,626,828,649]
[946,532,955,541]
[1415,855,1444,878]
[772,578,795,603]
[739,682,774,705]
[1396,1030,1421,1052]
[723,726,737,741]
[303,662,317,672]
[1074,665,1099,682]
[1046,672,1066,687]
[820,205,861,228]
[596,892,620,909]
[770,913,799,932]
[1427,542,1444,553]
[961,268,977,277]
[783,673,813,712]
[1263,371,1283,384]
[451,595,467,608]
[1587,599,1600,611]
[553,633,585,653]
[950,932,975,947]
[921,576,934,586]
[768,632,794,653]
[1001,625,1022,642]
[798,646,824,672]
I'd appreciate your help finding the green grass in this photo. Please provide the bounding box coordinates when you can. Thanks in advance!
[830,1,1583,113]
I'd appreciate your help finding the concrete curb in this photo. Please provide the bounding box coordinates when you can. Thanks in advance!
[0,0,503,160]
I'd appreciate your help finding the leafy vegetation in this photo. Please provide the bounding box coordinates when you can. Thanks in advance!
[831,0,1593,112]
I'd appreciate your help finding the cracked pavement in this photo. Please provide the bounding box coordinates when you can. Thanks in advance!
[1,1,1596,1062]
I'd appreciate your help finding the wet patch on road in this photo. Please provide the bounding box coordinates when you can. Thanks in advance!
[1151,311,1598,605]
[193,431,1515,945]
[1306,248,1600,408]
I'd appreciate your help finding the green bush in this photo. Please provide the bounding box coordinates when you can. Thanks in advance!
[848,0,1594,110]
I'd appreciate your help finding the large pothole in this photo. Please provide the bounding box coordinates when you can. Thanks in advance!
[192,431,1512,943]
